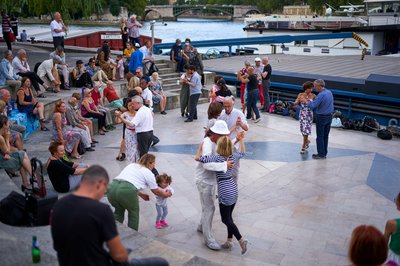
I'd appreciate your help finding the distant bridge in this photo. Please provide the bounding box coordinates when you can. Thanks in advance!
[144,5,260,20]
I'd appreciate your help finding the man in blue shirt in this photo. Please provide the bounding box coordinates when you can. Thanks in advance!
[184,65,202,122]
[128,43,143,74]
[307,79,334,159]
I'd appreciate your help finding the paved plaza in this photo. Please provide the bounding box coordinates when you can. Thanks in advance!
[0,43,399,265]
[10,99,398,265]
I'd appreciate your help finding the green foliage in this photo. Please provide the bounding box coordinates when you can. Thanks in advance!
[4,0,367,19]
[148,0,170,4]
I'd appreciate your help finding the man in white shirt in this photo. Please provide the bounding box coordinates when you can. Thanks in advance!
[50,12,67,49]
[254,57,265,109]
[130,96,154,157]
[12,49,48,97]
[139,40,156,75]
[140,78,153,109]
[37,57,62,92]
[219,96,249,140]
[195,120,233,250]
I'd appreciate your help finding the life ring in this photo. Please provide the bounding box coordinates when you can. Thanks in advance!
[388,118,398,127]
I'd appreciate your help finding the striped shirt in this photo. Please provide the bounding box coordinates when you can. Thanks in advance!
[200,152,244,206]
[2,15,11,33]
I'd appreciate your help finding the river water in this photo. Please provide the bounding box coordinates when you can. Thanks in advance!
[20,18,246,53]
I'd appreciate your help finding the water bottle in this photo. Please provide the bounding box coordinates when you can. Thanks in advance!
[32,235,41,263]
[176,79,180,85]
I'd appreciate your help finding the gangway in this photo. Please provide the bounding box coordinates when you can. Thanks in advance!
[153,32,368,55]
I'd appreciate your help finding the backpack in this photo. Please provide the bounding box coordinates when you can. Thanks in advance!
[78,141,86,155]
[31,157,47,198]
[387,126,400,137]
[362,116,379,132]
[353,119,364,131]
[377,129,392,140]
[0,191,29,226]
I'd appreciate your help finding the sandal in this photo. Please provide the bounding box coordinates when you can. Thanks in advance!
[305,140,310,149]
[116,153,126,161]
[71,154,82,159]
[40,126,49,131]
[300,148,306,154]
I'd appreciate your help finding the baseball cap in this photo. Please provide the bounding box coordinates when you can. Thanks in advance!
[134,43,140,48]
[255,57,261,62]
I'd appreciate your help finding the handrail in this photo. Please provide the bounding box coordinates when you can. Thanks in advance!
[153,32,357,55]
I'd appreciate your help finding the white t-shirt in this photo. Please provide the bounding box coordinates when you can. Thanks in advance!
[50,20,65,37]
[115,163,157,190]
[132,105,153,133]
[195,137,227,186]
[219,108,248,140]
[142,88,153,108]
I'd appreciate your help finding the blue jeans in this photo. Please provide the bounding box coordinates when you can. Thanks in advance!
[246,89,260,119]
[315,114,332,157]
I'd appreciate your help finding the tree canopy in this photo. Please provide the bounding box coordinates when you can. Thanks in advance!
[1,0,364,19]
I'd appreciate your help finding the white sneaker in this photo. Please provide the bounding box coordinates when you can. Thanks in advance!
[254,118,261,123]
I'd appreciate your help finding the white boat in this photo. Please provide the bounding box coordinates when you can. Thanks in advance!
[243,0,400,56]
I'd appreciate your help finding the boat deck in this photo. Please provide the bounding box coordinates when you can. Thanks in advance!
[203,53,400,80]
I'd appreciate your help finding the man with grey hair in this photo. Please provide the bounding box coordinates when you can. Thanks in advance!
[254,57,265,109]
[116,95,153,157]
[261,56,272,112]
[127,14,142,46]
[37,56,62,92]
[50,12,67,49]
[12,49,48,97]
[219,96,248,140]
[0,50,21,93]
[306,79,334,159]
[0,88,26,136]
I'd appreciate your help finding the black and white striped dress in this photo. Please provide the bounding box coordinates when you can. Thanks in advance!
[200,152,244,206]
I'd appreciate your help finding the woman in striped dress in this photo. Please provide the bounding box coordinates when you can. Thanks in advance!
[195,135,249,255]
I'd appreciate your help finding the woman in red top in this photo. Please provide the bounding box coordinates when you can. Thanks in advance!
[81,88,107,135]
[103,81,123,109]
[90,82,114,129]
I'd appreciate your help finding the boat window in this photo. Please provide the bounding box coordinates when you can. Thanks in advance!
[367,2,383,14]
[295,40,308,45]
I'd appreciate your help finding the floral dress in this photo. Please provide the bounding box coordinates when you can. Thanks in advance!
[299,102,313,136]
[52,113,81,153]
[124,112,139,163]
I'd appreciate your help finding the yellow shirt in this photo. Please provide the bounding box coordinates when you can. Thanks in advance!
[124,48,134,60]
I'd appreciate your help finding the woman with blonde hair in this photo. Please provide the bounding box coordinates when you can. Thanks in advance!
[51,100,82,159]
[149,72,167,115]
[195,135,248,255]
[107,153,172,231]
[120,17,129,51]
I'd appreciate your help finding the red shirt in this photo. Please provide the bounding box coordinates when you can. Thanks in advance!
[91,90,101,106]
[103,87,119,103]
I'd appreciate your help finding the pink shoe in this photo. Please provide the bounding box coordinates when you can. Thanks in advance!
[155,222,162,229]
[160,220,168,227]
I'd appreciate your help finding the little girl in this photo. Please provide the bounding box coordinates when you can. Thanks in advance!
[155,174,174,229]
[116,54,125,80]
[195,135,249,255]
